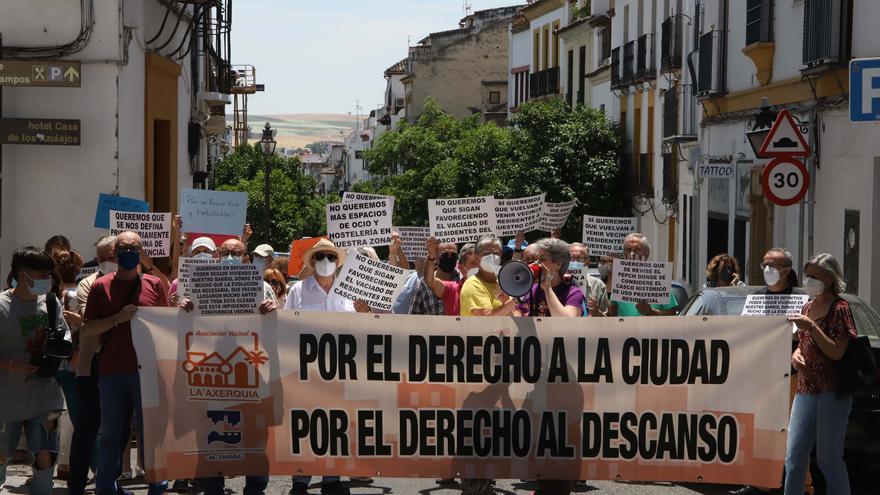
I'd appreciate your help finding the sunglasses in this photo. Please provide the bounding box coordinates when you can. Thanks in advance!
[116,246,140,254]
[269,279,285,288]
[313,252,337,262]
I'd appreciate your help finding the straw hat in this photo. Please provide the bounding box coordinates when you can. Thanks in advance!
[302,239,346,266]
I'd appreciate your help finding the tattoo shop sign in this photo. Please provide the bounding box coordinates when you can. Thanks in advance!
[428,196,497,243]
[611,259,673,304]
[109,211,172,257]
[327,199,394,248]
[331,251,412,312]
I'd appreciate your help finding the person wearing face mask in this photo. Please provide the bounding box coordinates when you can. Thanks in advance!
[80,231,169,495]
[569,242,609,316]
[703,253,745,288]
[216,238,278,305]
[250,243,275,275]
[422,237,472,316]
[607,233,678,317]
[460,236,516,317]
[783,254,856,495]
[516,238,585,318]
[168,236,217,307]
[0,247,69,495]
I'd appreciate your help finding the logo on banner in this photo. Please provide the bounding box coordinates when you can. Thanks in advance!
[181,331,268,402]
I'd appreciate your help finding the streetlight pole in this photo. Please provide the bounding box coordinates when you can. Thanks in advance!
[259,122,277,241]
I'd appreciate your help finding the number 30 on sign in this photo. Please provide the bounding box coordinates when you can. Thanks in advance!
[761,157,810,206]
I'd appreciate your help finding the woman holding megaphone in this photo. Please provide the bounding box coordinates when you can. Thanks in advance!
[513,238,586,318]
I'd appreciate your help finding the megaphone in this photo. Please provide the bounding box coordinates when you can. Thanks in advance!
[498,260,535,298]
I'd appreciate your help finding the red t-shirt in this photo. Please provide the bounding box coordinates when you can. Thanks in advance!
[84,273,168,375]
[797,299,858,394]
[441,279,464,316]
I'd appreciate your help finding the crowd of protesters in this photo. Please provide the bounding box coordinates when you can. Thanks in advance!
[0,217,861,495]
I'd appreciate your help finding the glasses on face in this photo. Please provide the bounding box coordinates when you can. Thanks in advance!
[760,262,786,270]
[313,252,337,263]
[116,245,140,254]
[269,279,284,289]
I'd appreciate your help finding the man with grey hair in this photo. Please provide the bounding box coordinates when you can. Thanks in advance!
[569,242,609,316]
[609,233,677,316]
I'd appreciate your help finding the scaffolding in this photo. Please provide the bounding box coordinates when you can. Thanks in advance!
[230,64,258,147]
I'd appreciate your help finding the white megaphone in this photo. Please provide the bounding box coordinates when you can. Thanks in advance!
[497,260,536,298]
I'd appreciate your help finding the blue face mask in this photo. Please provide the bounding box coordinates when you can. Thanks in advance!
[28,278,53,296]
[117,250,141,271]
[220,255,243,266]
[568,261,585,271]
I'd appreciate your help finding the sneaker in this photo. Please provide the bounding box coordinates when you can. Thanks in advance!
[118,471,135,481]
[350,476,373,483]
[728,487,770,495]
[320,480,351,495]
[436,478,456,484]
[290,482,310,495]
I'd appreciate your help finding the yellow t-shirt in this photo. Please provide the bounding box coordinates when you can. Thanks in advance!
[459,275,502,316]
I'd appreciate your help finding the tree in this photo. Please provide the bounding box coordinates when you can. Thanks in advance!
[214,144,335,251]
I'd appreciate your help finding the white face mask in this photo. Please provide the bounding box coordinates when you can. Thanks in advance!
[465,267,479,278]
[314,258,337,278]
[763,265,781,286]
[803,276,826,297]
[99,261,118,275]
[193,252,213,260]
[251,256,267,273]
[480,254,501,275]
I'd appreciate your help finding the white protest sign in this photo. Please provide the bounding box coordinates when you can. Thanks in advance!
[179,188,247,236]
[428,196,497,243]
[539,200,577,232]
[109,210,172,257]
[394,226,430,260]
[611,259,673,304]
[330,251,413,312]
[582,215,639,257]
[176,256,220,299]
[188,263,264,316]
[326,198,393,248]
[78,266,99,279]
[494,193,546,237]
[741,295,809,316]
[343,192,395,211]
[568,266,588,292]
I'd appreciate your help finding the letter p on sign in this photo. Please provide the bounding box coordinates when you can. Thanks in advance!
[850,58,880,122]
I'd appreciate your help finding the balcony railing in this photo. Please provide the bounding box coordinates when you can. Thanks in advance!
[636,34,656,80]
[661,15,683,72]
[662,87,677,139]
[611,47,621,87]
[528,67,561,99]
[622,40,635,83]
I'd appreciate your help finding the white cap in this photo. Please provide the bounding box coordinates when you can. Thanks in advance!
[251,244,274,258]
[190,237,217,254]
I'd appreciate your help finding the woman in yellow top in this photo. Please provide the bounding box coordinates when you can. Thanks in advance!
[459,236,517,317]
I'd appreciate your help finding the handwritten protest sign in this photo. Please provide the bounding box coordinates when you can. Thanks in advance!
[741,295,809,316]
[611,259,673,304]
[538,200,577,232]
[327,198,393,248]
[94,193,149,229]
[176,256,219,299]
[331,251,412,312]
[583,215,639,257]
[180,188,247,236]
[428,196,497,243]
[343,192,395,212]
[393,226,430,260]
[188,263,264,316]
[109,211,171,257]
[288,237,327,278]
[495,194,546,237]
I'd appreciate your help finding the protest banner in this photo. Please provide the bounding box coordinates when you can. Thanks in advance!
[94,193,149,229]
[568,266,588,292]
[287,237,327,278]
[494,193,546,237]
[582,215,639,257]
[330,250,412,312]
[180,188,248,236]
[393,226,430,260]
[188,263,264,316]
[741,294,810,316]
[428,196,497,243]
[109,211,172,257]
[343,192,395,212]
[538,200,576,232]
[133,310,790,486]
[176,256,220,299]
[326,198,394,248]
[611,259,673,304]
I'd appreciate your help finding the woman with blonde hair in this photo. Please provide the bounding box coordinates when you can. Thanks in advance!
[263,268,288,308]
[703,253,745,288]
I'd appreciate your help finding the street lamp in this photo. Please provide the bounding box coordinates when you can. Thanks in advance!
[259,122,277,240]
[746,97,778,158]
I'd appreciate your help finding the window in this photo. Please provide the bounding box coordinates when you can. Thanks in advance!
[552,21,560,68]
[489,91,500,105]
[577,46,586,104]
[599,26,611,61]
[355,150,364,159]
[567,49,574,105]
[802,0,852,68]
[745,0,773,45]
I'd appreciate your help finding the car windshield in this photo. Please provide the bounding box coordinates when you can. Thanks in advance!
[845,296,880,342]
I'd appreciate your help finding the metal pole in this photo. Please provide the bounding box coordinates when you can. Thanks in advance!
[264,155,271,241]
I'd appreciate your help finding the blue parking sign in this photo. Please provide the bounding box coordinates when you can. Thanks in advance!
[850,58,880,122]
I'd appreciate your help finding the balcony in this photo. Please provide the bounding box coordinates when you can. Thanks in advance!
[662,153,678,202]
[611,47,622,88]
[697,30,725,97]
[636,33,656,80]
[802,0,851,70]
[662,87,677,139]
[622,40,635,83]
[662,84,698,143]
[660,15,683,72]
[528,67,561,99]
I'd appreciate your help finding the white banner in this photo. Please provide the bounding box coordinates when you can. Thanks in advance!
[393,226,430,260]
[188,263,264,316]
[109,211,172,257]
[343,192,395,211]
[428,196,497,243]
[582,215,638,257]
[331,250,413,312]
[611,259,673,304]
[326,199,394,248]
[539,200,577,232]
[494,193,546,237]
[741,294,810,316]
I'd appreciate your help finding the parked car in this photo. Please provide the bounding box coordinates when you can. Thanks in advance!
[680,286,880,491]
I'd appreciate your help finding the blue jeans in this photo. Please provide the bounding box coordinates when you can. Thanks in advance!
[97,372,168,495]
[0,411,60,495]
[202,475,269,495]
[294,475,341,486]
[784,391,852,495]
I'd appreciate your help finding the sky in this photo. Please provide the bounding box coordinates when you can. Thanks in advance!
[232,0,522,116]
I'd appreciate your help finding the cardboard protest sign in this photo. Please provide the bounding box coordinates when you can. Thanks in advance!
[94,193,149,229]
[188,263,264,316]
[343,192,395,211]
[611,259,673,304]
[180,188,247,236]
[428,196,497,243]
[582,215,639,257]
[494,194,546,237]
[326,198,394,248]
[538,200,576,232]
[288,237,327,278]
[741,295,809,316]
[330,251,412,312]
[176,256,219,299]
[393,226,430,260]
[109,211,172,257]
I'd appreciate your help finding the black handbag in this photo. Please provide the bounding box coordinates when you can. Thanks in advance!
[835,334,879,397]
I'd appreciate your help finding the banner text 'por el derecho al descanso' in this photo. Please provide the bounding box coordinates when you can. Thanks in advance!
[132,310,791,487]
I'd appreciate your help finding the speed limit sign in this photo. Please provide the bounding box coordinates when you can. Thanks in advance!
[761,157,810,206]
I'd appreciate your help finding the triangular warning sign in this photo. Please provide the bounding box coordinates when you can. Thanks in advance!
[759,109,810,157]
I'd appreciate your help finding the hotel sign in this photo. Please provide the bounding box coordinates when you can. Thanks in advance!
[0,118,81,145]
